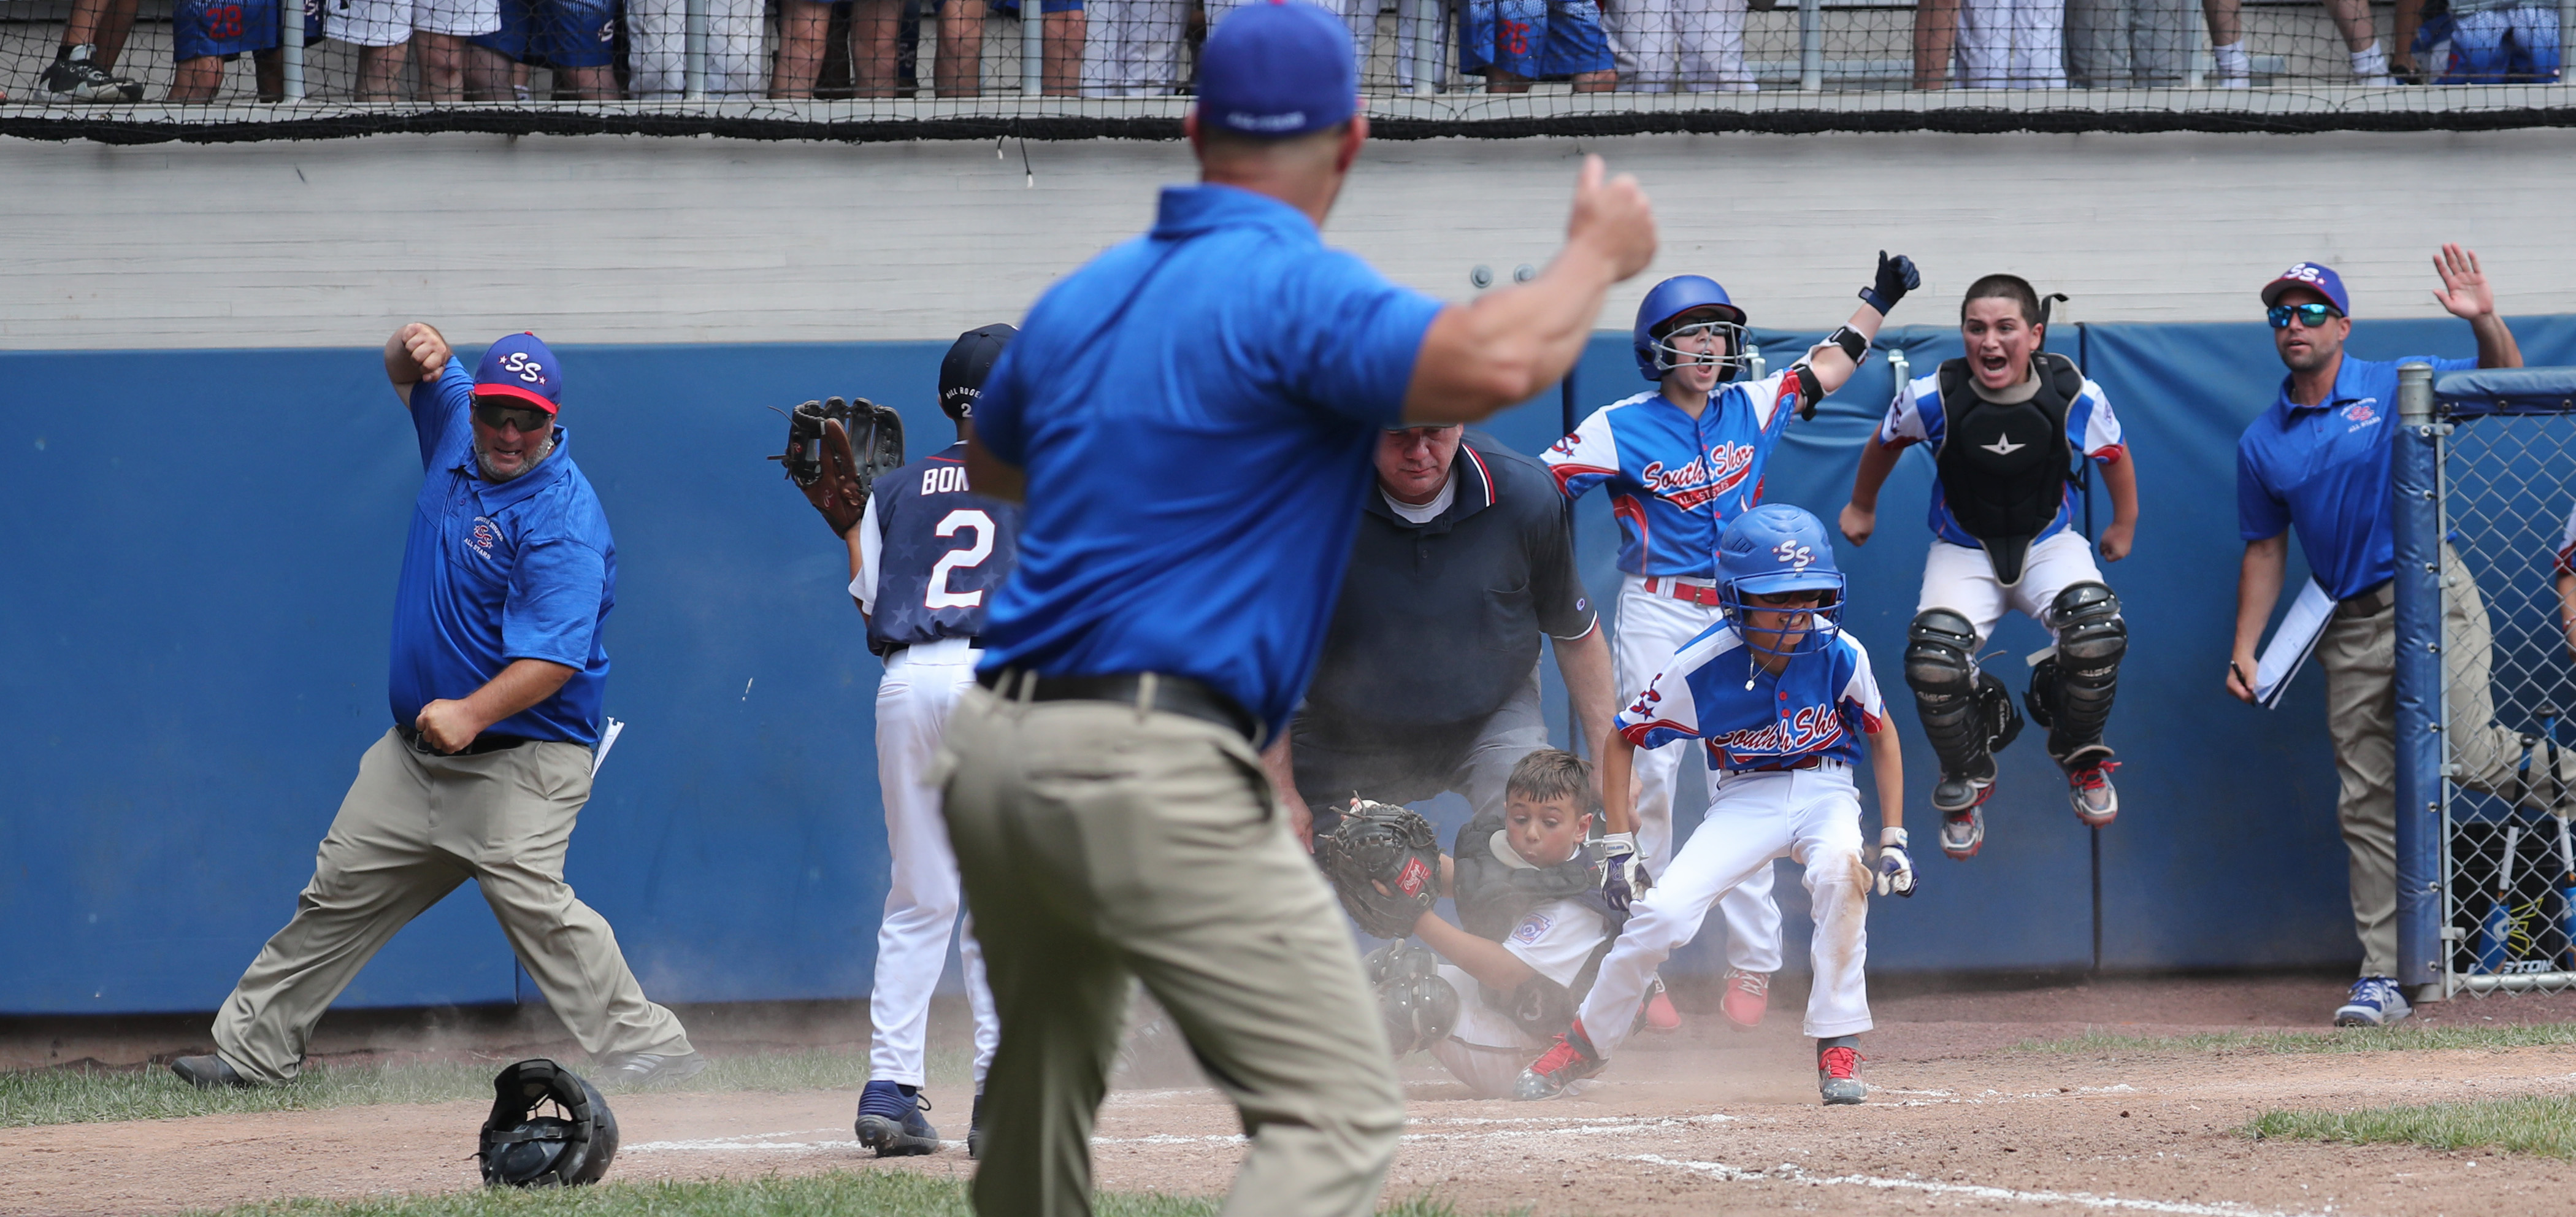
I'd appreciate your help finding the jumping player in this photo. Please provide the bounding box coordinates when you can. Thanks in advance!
[1402,749,1628,1099]
[1517,504,1913,1105]
[1543,254,1917,1030]
[1839,274,2138,859]
[841,324,1020,1159]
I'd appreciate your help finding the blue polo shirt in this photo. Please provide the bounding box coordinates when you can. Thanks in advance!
[388,357,615,745]
[973,184,1446,739]
[2237,353,2474,601]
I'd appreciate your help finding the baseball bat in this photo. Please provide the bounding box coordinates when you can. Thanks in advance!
[2480,823,2520,973]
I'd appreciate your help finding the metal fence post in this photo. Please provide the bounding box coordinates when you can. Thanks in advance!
[1798,0,1823,91]
[1023,2,1045,94]
[280,0,306,101]
[1408,0,1441,95]
[683,0,708,99]
[2394,361,2443,991]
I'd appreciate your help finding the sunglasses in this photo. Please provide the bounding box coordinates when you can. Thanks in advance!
[2267,303,2340,329]
[474,401,553,433]
[1747,589,1830,608]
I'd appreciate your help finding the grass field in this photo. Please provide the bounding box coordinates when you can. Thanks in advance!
[2249,1093,2576,1159]
[185,1175,1501,1217]
[0,1048,961,1129]
[2013,1021,2576,1056]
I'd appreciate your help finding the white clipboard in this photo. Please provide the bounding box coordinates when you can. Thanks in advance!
[590,717,625,778]
[2253,580,2337,710]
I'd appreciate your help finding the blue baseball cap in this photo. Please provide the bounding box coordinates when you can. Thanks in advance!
[1197,0,1357,139]
[473,332,563,412]
[2261,262,2352,317]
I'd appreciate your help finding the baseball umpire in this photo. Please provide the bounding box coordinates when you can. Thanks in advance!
[837,324,1019,1157]
[935,4,1656,1213]
[170,324,701,1091]
[1271,422,1614,848]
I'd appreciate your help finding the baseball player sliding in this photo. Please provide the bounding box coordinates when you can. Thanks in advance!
[812,326,1022,1158]
[1840,275,2139,859]
[1543,255,1918,1031]
[1519,504,1912,1106]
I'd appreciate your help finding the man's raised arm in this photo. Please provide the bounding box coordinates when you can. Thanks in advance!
[385,323,453,406]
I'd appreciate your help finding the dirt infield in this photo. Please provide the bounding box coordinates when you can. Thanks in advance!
[11,973,2576,1216]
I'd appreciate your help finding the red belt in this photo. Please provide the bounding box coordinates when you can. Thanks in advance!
[1643,575,1723,607]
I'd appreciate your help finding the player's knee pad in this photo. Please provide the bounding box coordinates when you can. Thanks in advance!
[1902,609,1979,701]
[1363,939,1459,1057]
[2033,582,2126,756]
[2046,582,2128,670]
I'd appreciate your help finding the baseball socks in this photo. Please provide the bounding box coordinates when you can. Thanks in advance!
[2212,41,2250,88]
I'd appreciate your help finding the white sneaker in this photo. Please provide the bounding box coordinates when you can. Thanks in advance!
[2333,977,2412,1027]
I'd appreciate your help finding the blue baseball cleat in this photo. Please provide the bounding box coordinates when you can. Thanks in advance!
[854,1080,941,1156]
[2334,977,2411,1027]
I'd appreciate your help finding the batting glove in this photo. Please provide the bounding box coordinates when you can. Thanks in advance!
[1860,251,1920,315]
[1875,827,1917,897]
[1602,831,1646,913]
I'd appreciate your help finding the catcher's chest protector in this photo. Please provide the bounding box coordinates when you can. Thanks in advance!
[1450,818,1623,942]
[1932,352,2085,586]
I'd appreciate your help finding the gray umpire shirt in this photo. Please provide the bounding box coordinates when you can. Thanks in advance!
[1298,433,1597,743]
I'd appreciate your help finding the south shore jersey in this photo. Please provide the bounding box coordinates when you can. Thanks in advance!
[1542,370,1807,578]
[968,185,1446,740]
[1617,623,1888,770]
[1877,369,2126,551]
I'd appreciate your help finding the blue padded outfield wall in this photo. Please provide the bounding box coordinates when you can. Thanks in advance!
[10,315,2576,1015]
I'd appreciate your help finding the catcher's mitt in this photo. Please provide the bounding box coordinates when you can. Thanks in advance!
[770,396,905,538]
[1316,798,1441,939]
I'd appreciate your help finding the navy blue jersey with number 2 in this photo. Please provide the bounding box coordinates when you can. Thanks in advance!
[853,440,1023,652]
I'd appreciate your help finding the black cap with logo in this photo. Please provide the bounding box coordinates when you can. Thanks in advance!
[940,323,1018,421]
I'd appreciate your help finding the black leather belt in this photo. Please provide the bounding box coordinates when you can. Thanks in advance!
[397,724,532,755]
[2336,580,2396,620]
[976,667,1261,743]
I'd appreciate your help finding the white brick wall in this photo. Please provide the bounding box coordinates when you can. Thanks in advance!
[4,128,2572,350]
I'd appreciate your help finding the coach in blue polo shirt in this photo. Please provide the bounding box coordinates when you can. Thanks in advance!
[169,324,702,1093]
[935,4,1654,1213]
[2226,250,2569,1029]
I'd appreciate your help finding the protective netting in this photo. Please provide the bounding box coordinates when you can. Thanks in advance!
[1,0,2573,140]
[2438,410,2576,995]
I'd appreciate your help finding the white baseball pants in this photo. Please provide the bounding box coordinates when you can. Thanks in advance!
[626,0,767,96]
[870,637,1000,1088]
[1080,0,1189,95]
[1616,574,1781,973]
[1914,531,2106,650]
[1955,0,2068,87]
[1606,0,1755,91]
[1579,762,1874,1056]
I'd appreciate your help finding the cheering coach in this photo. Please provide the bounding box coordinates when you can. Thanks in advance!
[169,324,700,1091]
[940,4,1657,1213]
[1272,421,1616,848]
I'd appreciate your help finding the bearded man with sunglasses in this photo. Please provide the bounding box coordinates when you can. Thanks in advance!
[168,323,702,1092]
[2228,251,2572,1029]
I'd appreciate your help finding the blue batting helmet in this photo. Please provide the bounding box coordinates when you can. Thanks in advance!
[1632,275,1749,383]
[1716,504,1847,657]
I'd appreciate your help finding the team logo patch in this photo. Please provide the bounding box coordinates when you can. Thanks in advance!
[2280,263,2329,286]
[468,516,500,559]
[1395,855,1433,899]
[1511,913,1554,944]
[2343,401,2378,425]
[1639,443,1758,512]
[1774,540,1815,570]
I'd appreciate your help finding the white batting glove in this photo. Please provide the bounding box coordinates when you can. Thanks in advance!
[1875,827,1916,898]
[1602,831,1646,912]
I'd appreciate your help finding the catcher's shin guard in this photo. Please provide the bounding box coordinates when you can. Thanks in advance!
[2029,582,2127,768]
[1904,610,1999,809]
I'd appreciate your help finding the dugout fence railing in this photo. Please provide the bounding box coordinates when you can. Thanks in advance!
[2,0,2574,141]
[2394,364,2576,997]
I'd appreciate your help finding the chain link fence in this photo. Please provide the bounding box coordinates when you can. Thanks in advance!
[0,0,2572,140]
[2429,372,2576,996]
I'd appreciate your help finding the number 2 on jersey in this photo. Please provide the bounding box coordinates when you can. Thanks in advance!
[926,509,995,609]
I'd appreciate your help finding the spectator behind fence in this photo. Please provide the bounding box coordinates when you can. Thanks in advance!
[2226,251,2576,1030]
[1082,0,1188,94]
[331,0,499,99]
[1607,0,1756,91]
[2066,0,2193,86]
[1268,424,1617,848]
[629,0,765,95]
[2201,0,2398,85]
[169,0,323,101]
[34,0,143,101]
[1953,0,2066,86]
[994,0,1091,94]
[464,0,617,99]
[1459,0,1619,91]
[2412,0,2563,83]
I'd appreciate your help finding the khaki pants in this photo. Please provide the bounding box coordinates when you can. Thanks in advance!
[2317,561,2569,979]
[939,688,1403,1217]
[211,728,691,1083]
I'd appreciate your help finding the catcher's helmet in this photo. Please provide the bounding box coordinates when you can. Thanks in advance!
[478,1059,620,1188]
[940,323,1018,421]
[1362,939,1460,1056]
[1716,504,1847,658]
[1633,275,1749,383]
